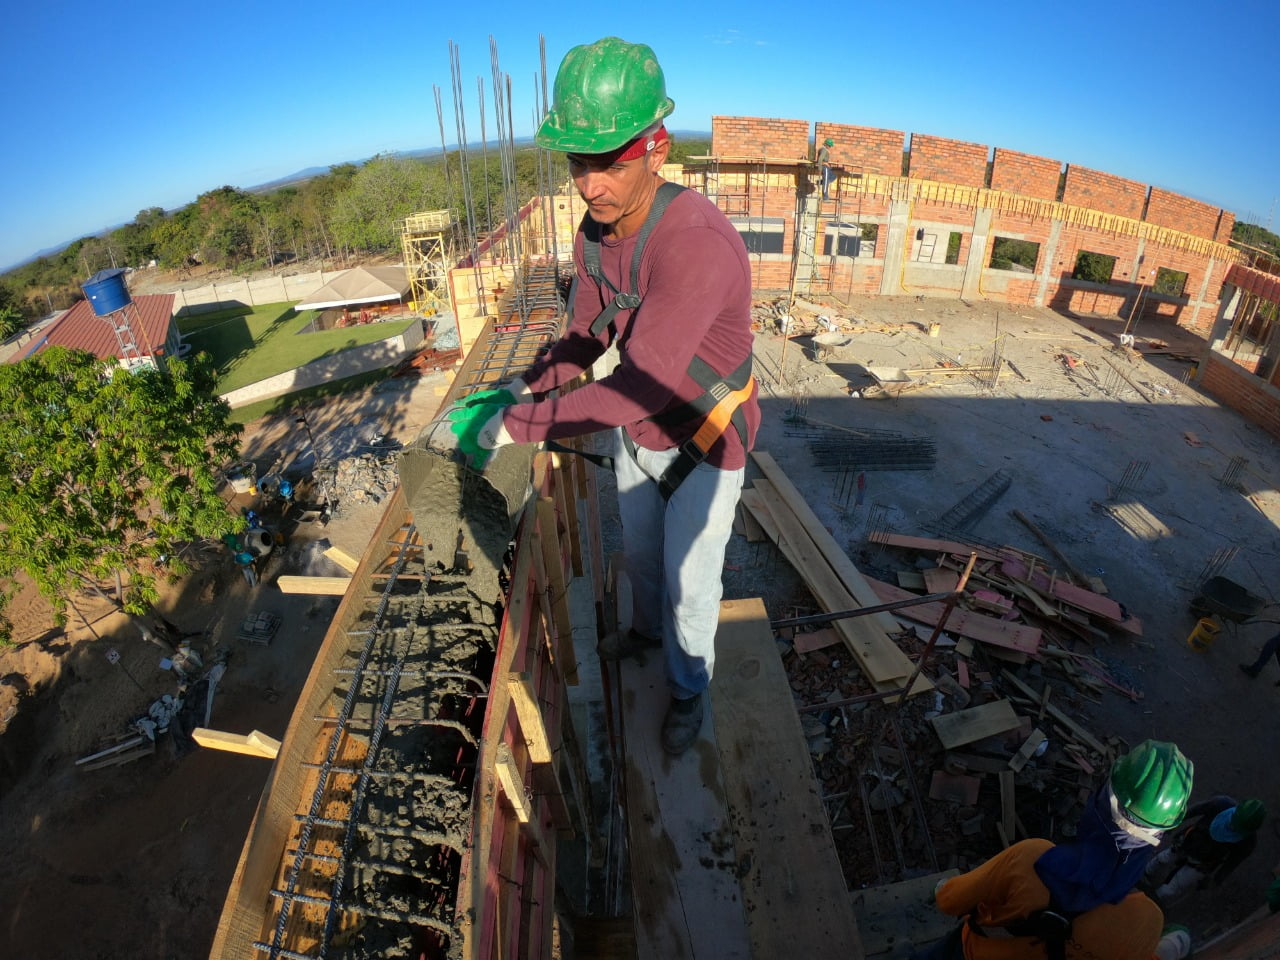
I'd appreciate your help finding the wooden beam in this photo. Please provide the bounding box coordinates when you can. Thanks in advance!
[999,771,1016,847]
[752,452,902,636]
[1000,670,1107,755]
[192,727,281,759]
[863,576,1042,655]
[276,575,351,596]
[494,742,531,824]
[507,673,552,765]
[752,481,920,688]
[322,546,361,574]
[712,598,865,958]
[1009,728,1047,773]
[929,700,1021,750]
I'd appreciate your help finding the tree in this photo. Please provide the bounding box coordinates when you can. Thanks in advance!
[0,347,243,641]
[0,282,24,339]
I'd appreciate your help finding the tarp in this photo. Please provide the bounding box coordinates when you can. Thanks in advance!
[294,266,411,310]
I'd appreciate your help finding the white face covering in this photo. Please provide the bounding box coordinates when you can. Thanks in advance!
[1108,784,1166,847]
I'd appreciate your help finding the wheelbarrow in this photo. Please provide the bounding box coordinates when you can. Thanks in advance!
[1189,576,1268,640]
[810,332,853,362]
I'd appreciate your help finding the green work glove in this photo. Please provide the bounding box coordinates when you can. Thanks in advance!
[447,396,515,468]
[461,387,516,408]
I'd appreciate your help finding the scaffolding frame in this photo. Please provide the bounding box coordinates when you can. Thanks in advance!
[401,210,455,316]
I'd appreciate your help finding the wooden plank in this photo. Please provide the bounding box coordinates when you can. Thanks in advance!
[192,727,281,759]
[999,771,1016,846]
[276,575,351,595]
[1011,509,1090,586]
[735,501,767,542]
[536,498,577,684]
[507,673,551,765]
[851,870,959,955]
[999,555,1141,634]
[711,598,864,959]
[1000,670,1107,755]
[930,700,1021,750]
[322,546,361,574]
[867,531,1003,562]
[620,639,752,960]
[495,742,532,823]
[864,576,1042,655]
[739,486,779,542]
[752,452,902,636]
[754,482,917,686]
[923,567,960,593]
[1009,728,1047,773]
[793,627,841,654]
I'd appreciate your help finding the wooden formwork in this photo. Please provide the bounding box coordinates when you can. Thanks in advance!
[212,299,593,959]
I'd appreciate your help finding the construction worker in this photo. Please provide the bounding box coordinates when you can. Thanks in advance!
[1144,796,1266,905]
[1240,628,1280,682]
[917,739,1194,960]
[447,36,758,755]
[817,137,834,199]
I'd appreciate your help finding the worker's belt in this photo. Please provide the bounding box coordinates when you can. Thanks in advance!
[621,354,754,501]
[968,909,1072,960]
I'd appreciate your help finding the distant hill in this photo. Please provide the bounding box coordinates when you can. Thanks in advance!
[5,131,713,271]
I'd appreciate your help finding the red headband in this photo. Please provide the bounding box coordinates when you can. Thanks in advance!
[570,125,668,165]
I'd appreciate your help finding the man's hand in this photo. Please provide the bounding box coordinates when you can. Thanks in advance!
[447,396,515,468]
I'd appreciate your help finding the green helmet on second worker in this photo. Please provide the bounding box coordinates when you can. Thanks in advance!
[536,36,675,154]
[1230,798,1266,834]
[1110,739,1194,831]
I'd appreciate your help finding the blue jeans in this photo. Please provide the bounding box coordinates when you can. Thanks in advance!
[613,429,744,699]
[1247,631,1280,673]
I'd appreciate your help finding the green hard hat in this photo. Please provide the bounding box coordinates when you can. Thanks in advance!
[1231,798,1266,834]
[535,36,675,154]
[1110,740,1194,830]
[824,138,834,147]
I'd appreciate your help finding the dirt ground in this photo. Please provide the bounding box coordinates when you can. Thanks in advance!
[0,371,451,959]
[2,292,1278,956]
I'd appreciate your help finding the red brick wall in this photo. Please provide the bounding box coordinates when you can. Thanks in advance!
[1200,352,1280,440]
[1145,188,1221,240]
[712,116,809,161]
[816,124,905,177]
[1062,166,1147,220]
[908,134,988,186]
[990,148,1061,201]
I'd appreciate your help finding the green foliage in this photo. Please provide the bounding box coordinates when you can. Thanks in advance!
[1232,220,1280,258]
[1072,250,1117,284]
[0,347,243,637]
[0,282,24,339]
[1154,267,1188,297]
[945,231,962,265]
[989,237,1040,272]
[667,137,710,164]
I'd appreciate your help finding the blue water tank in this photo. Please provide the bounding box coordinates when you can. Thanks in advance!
[82,268,132,316]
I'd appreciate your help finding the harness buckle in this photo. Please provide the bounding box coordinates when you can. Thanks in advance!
[613,292,642,310]
[678,436,710,466]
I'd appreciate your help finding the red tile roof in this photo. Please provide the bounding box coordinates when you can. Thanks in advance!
[13,293,176,363]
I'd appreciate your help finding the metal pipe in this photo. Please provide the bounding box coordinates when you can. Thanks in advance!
[894,553,978,704]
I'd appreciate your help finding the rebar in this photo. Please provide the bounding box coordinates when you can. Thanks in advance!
[933,469,1012,536]
[1221,455,1248,492]
[1195,545,1239,588]
[1111,460,1149,501]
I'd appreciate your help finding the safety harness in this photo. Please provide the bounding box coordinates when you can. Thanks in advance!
[580,181,754,500]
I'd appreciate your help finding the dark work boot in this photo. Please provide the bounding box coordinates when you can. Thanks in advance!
[598,628,661,662]
[1240,663,1261,679]
[661,693,705,755]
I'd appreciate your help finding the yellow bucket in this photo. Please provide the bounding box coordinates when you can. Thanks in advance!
[928,321,941,337]
[1186,617,1219,652]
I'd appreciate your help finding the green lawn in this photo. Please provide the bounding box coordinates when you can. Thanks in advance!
[177,302,418,394]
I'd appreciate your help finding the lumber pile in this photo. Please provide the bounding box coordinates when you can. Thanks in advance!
[743,452,930,696]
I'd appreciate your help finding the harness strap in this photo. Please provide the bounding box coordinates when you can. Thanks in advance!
[584,182,686,337]
[655,376,754,501]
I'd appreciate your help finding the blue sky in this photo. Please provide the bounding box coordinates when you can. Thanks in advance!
[2,0,1276,272]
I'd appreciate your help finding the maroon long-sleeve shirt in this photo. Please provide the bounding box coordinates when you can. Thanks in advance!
[502,185,760,470]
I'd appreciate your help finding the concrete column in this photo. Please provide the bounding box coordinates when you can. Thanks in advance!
[877,197,912,296]
[1188,257,1217,330]
[1034,219,1063,307]
[961,208,993,301]
[794,197,820,291]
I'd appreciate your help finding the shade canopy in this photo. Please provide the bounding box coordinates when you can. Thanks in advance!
[295,266,411,310]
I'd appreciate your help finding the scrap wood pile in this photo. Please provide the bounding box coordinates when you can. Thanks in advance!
[740,451,1147,885]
